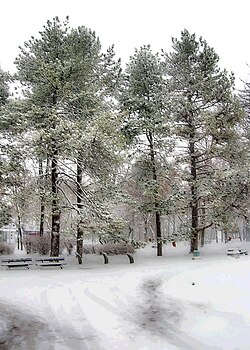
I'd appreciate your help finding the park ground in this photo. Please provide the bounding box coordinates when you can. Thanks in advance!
[0,240,250,349]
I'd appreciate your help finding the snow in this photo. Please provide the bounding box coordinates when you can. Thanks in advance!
[1,240,250,349]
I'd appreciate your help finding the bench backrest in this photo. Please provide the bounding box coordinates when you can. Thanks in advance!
[36,257,65,262]
[1,258,32,263]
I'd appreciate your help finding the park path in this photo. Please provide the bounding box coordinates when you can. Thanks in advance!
[0,258,224,349]
[0,298,104,350]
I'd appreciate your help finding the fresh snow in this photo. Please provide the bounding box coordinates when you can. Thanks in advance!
[0,240,250,349]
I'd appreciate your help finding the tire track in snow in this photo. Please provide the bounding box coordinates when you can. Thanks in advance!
[0,300,56,350]
[136,277,221,350]
[0,287,104,350]
[38,286,104,349]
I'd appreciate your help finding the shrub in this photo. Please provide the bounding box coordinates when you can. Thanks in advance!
[83,244,96,254]
[131,240,147,249]
[24,235,50,255]
[95,243,135,255]
[0,242,14,255]
[61,237,76,255]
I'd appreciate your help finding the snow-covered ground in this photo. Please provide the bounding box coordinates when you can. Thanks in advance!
[0,240,250,349]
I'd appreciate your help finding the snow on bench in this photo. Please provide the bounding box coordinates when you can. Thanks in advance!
[36,257,66,269]
[1,257,33,269]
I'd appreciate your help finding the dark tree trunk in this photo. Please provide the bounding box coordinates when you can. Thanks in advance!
[143,215,149,241]
[17,214,23,250]
[50,149,60,256]
[155,211,162,256]
[39,159,45,236]
[76,157,84,264]
[148,131,162,256]
[200,201,206,247]
[189,135,199,253]
[224,230,228,243]
[40,203,45,236]
[200,229,205,247]
[50,87,61,257]
[215,228,219,243]
[190,198,199,252]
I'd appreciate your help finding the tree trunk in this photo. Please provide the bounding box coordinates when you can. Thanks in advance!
[200,229,205,247]
[189,136,199,253]
[143,215,149,241]
[200,201,206,247]
[50,149,60,256]
[39,158,45,236]
[215,228,218,243]
[17,214,23,250]
[190,198,199,252]
[224,230,228,243]
[76,157,84,264]
[148,131,162,256]
[155,211,162,256]
[245,218,250,241]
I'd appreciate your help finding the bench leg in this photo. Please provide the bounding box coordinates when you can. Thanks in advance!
[127,254,134,263]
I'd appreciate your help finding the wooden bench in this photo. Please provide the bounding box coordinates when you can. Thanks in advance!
[126,253,134,263]
[36,257,66,269]
[100,252,135,264]
[1,257,33,269]
[227,248,248,258]
[101,252,109,264]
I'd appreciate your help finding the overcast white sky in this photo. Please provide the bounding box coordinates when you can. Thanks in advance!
[1,0,250,89]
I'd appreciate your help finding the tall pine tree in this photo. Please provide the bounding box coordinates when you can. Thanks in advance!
[164,30,242,252]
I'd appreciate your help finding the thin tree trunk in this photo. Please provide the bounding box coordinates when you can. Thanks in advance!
[148,131,162,256]
[189,136,199,253]
[245,218,250,241]
[173,214,176,236]
[76,157,84,264]
[215,228,218,243]
[200,200,206,247]
[224,230,228,243]
[143,215,148,241]
[50,148,60,256]
[50,87,61,256]
[39,159,45,236]
[39,157,50,236]
[17,214,23,250]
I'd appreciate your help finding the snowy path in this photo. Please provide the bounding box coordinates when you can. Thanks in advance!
[1,244,250,349]
[0,261,201,349]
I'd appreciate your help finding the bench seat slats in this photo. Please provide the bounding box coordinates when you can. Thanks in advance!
[227,248,248,256]
[1,258,33,269]
[1,258,32,263]
[1,257,66,269]
[36,257,66,269]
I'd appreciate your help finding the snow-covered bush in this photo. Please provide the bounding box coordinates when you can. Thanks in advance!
[131,240,146,249]
[95,243,135,255]
[0,242,14,255]
[61,237,76,255]
[24,235,50,255]
[83,244,96,254]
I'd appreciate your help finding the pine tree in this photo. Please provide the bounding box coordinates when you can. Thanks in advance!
[58,28,121,264]
[119,45,170,256]
[164,29,242,252]
[15,17,78,256]
[15,17,121,258]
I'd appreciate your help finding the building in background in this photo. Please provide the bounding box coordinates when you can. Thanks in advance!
[0,223,17,243]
